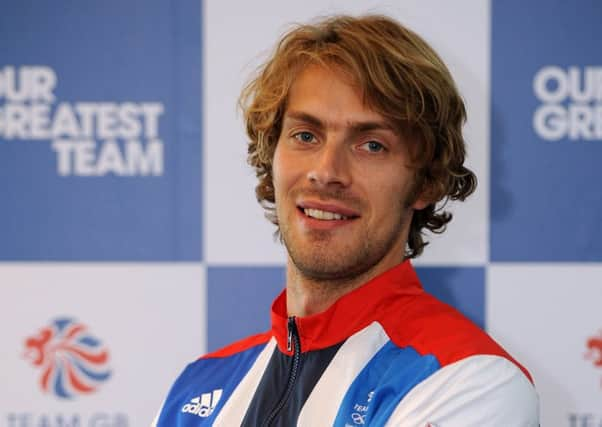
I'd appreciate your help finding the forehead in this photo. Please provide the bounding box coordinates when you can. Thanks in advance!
[284,64,390,128]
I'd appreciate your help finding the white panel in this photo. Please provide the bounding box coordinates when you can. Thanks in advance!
[487,264,602,426]
[298,322,388,426]
[0,263,205,426]
[205,0,489,265]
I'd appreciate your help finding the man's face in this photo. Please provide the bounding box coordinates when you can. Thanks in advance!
[273,64,426,283]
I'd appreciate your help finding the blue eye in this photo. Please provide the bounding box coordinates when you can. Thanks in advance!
[294,131,316,143]
[361,141,385,152]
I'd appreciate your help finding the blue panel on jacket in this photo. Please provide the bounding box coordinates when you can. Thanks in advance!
[157,343,266,426]
[334,341,440,427]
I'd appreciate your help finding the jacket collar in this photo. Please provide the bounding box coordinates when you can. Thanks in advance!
[271,260,423,354]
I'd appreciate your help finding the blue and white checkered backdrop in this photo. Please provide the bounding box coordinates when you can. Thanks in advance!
[1,1,600,426]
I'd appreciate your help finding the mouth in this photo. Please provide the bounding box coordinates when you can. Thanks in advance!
[301,208,350,220]
[296,202,360,222]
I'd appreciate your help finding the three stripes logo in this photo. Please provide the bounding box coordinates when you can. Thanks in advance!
[181,389,223,418]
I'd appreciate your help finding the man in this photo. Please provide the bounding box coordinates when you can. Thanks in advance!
[155,15,538,426]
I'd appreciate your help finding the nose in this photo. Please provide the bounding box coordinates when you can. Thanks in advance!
[306,139,351,188]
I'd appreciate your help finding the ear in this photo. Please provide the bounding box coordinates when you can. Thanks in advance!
[411,197,429,211]
[409,181,434,211]
[408,173,440,211]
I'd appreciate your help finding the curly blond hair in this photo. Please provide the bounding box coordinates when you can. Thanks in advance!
[240,14,476,258]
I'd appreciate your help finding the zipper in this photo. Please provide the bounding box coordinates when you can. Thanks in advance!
[261,316,302,427]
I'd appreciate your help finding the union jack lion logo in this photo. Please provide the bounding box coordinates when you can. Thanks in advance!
[23,317,112,399]
[585,330,602,367]
[584,329,602,389]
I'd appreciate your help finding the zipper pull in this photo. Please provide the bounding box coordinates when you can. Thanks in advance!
[287,316,296,352]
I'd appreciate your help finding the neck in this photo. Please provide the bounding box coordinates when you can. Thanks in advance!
[285,253,405,317]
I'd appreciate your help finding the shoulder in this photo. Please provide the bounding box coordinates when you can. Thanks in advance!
[201,331,272,359]
[384,354,539,426]
[167,331,273,387]
[155,332,275,425]
[381,291,533,382]
[372,291,538,425]
[168,331,272,383]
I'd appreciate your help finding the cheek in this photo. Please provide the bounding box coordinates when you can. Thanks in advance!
[271,144,284,195]
[272,143,302,195]
[368,175,414,211]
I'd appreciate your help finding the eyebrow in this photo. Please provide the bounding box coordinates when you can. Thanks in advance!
[284,111,397,134]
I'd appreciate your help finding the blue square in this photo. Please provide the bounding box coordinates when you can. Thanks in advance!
[0,0,201,260]
[207,266,286,352]
[490,0,602,261]
[415,266,485,329]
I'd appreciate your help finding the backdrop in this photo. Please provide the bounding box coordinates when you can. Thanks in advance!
[0,1,600,426]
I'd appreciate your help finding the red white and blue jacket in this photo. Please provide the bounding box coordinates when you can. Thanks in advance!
[154,261,538,426]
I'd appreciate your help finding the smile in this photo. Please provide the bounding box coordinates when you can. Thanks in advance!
[303,208,349,221]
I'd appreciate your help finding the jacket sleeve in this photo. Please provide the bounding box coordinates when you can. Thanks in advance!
[384,355,539,427]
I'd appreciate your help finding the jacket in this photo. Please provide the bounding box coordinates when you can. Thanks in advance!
[154,261,538,426]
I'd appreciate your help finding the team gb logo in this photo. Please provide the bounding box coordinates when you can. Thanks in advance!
[584,330,602,389]
[23,317,112,399]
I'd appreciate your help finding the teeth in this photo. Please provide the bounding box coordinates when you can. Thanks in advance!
[303,208,348,220]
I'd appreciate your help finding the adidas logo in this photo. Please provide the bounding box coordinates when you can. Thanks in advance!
[181,389,223,417]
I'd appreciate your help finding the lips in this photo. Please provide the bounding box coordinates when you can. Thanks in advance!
[303,208,348,220]
[297,200,360,222]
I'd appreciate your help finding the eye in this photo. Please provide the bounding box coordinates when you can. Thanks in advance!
[293,131,316,144]
[359,141,386,153]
